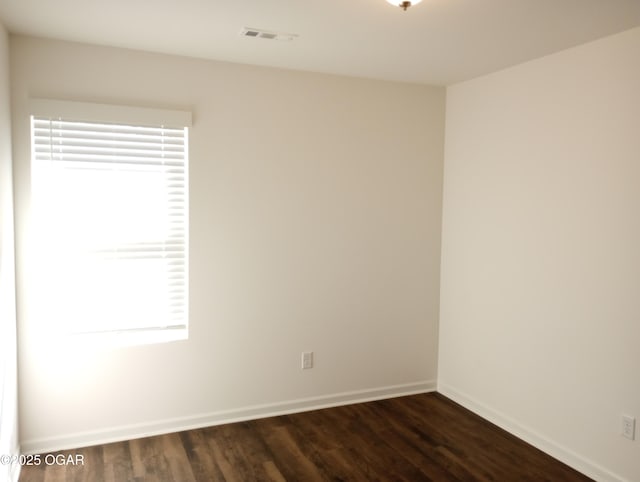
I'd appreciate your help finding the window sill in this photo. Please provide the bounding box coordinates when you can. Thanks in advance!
[63,327,189,349]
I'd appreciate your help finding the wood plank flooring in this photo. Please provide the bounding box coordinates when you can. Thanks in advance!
[19,392,592,481]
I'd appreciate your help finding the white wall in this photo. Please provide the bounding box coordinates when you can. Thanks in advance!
[440,27,640,481]
[10,35,445,452]
[0,19,20,482]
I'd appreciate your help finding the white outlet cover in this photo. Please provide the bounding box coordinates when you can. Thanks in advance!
[302,351,313,369]
[622,415,636,440]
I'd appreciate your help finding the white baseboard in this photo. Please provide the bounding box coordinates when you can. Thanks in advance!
[21,380,435,455]
[438,383,626,482]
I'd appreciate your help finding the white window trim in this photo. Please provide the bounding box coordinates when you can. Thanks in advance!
[29,98,192,129]
[29,99,191,348]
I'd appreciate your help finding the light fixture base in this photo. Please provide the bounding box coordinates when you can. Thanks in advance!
[386,0,423,11]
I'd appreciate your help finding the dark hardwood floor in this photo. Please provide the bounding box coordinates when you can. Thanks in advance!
[19,392,592,481]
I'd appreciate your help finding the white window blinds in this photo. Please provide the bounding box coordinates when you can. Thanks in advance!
[31,113,189,337]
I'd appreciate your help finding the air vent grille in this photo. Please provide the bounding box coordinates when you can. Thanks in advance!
[240,27,298,41]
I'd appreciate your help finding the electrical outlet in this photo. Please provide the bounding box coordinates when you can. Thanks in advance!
[302,351,313,370]
[622,415,636,440]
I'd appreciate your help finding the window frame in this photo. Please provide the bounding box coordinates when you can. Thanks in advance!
[29,99,192,347]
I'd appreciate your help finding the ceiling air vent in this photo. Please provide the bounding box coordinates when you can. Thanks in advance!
[240,27,298,42]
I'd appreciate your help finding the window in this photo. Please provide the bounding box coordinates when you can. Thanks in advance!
[30,100,191,345]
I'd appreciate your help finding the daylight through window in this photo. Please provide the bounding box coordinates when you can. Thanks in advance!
[30,102,190,343]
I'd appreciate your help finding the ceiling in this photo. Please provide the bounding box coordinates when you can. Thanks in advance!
[0,0,639,85]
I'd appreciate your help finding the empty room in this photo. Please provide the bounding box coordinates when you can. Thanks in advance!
[0,0,639,481]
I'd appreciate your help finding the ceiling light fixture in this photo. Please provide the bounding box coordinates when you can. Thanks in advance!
[386,0,422,11]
